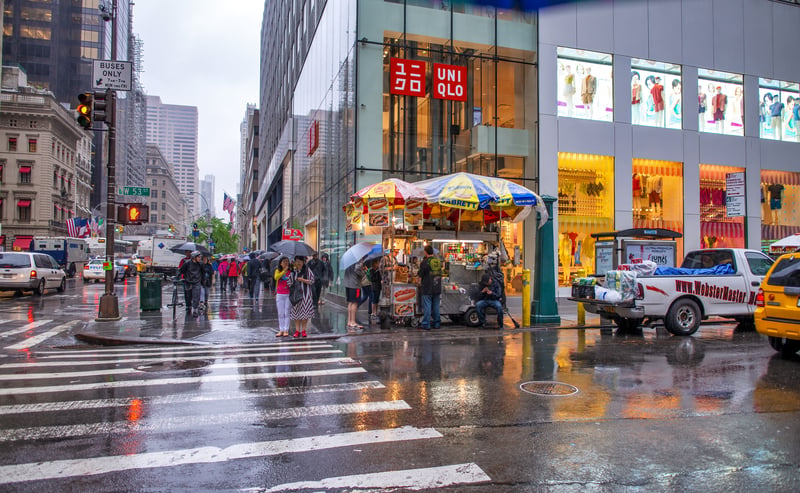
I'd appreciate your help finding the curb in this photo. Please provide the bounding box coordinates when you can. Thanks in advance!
[74,332,212,346]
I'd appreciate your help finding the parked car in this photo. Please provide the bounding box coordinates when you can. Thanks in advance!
[0,252,67,295]
[83,259,125,282]
[755,252,800,358]
[115,258,136,278]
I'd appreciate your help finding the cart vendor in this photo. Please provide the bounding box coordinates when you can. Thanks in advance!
[476,273,503,329]
[419,245,443,330]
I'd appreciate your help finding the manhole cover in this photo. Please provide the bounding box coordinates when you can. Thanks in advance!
[520,381,579,396]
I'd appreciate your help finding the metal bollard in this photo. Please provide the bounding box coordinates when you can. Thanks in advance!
[522,269,531,327]
[577,301,585,326]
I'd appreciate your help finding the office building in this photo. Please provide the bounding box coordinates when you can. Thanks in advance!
[199,174,216,218]
[145,144,186,237]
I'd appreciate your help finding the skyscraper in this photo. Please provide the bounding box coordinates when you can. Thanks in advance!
[199,174,215,218]
[145,95,199,217]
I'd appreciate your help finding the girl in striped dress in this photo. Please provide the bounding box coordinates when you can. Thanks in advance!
[289,256,315,338]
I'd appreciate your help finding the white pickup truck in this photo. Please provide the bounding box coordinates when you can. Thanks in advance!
[572,248,775,335]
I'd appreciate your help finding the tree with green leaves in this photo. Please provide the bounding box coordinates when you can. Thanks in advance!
[191,216,239,254]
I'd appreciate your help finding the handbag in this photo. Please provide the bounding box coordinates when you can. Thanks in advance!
[290,278,304,305]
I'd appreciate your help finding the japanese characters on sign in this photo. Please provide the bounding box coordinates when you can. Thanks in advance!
[433,63,468,101]
[390,58,426,97]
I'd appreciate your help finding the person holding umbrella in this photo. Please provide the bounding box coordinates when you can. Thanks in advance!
[343,262,365,330]
[218,256,229,293]
[272,256,292,337]
[288,256,315,338]
[227,256,240,292]
[179,251,203,317]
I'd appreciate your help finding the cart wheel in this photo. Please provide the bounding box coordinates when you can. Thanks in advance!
[464,308,481,327]
[410,317,420,328]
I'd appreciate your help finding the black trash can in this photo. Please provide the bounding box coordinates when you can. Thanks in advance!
[140,273,162,311]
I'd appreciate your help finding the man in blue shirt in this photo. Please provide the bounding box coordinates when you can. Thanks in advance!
[476,273,503,329]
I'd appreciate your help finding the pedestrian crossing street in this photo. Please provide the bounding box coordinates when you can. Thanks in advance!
[0,337,492,490]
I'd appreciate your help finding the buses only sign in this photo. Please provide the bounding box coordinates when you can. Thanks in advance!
[92,60,132,91]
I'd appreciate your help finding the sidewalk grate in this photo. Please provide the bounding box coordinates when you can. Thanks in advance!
[519,381,579,396]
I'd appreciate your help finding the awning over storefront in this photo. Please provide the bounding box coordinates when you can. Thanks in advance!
[12,236,32,250]
[18,166,31,173]
[16,199,31,207]
[700,221,744,239]
[762,224,800,241]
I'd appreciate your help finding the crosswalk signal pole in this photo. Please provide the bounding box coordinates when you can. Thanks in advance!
[97,0,120,321]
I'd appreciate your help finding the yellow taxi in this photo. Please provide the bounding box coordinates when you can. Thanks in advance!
[755,252,800,358]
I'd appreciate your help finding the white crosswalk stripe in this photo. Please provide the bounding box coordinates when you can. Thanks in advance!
[0,340,491,489]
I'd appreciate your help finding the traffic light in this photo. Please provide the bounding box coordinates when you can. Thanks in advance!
[93,91,108,122]
[117,203,149,225]
[76,93,93,129]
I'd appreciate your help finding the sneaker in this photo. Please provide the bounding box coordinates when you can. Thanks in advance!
[301,330,307,338]
[292,331,301,338]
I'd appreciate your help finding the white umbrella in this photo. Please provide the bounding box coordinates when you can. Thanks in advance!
[340,242,378,271]
[769,234,800,255]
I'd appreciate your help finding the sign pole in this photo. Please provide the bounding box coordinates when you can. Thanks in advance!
[97,0,120,321]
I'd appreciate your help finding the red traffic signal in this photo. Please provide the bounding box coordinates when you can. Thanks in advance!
[77,93,92,129]
[117,203,149,225]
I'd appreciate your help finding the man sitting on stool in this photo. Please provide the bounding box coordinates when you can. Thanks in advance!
[476,273,503,329]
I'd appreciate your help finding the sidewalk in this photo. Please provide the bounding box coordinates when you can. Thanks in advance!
[74,287,606,345]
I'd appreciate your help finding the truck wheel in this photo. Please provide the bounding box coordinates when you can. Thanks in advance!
[464,308,481,327]
[615,318,642,332]
[665,299,701,336]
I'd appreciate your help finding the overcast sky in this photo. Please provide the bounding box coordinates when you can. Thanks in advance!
[133,0,264,219]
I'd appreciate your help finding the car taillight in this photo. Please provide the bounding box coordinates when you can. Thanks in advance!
[635,283,644,300]
[755,288,765,308]
[29,270,37,279]
[84,264,90,270]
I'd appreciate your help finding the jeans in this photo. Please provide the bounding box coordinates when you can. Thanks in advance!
[229,275,238,291]
[185,282,201,310]
[275,293,291,332]
[476,299,503,326]
[359,285,372,315]
[248,277,260,298]
[421,293,441,329]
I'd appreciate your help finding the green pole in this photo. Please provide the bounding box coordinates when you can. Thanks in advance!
[532,195,560,324]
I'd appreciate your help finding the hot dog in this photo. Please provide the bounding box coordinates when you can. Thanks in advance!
[369,198,389,211]
[393,287,416,302]
[405,198,423,210]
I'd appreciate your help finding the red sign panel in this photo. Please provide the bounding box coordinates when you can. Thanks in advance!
[282,228,304,241]
[307,120,319,156]
[390,58,426,97]
[433,63,467,101]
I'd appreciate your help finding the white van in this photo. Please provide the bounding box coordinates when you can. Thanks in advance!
[0,252,67,295]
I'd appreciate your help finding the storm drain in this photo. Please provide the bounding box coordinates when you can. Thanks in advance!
[520,381,579,396]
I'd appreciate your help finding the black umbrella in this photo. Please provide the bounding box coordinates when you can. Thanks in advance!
[169,242,210,254]
[269,240,315,258]
[259,251,280,261]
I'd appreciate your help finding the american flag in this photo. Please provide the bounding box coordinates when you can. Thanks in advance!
[66,217,88,238]
[223,193,234,213]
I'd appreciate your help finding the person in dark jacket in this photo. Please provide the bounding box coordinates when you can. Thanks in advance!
[179,251,203,316]
[200,256,214,307]
[418,245,442,330]
[318,253,334,305]
[307,253,324,306]
[476,273,503,329]
[246,252,262,299]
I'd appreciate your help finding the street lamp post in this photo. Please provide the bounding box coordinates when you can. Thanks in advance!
[96,0,120,321]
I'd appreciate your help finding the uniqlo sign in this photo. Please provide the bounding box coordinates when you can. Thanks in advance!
[433,63,467,101]
[390,58,426,97]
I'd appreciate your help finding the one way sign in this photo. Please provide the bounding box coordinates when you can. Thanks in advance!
[92,60,132,91]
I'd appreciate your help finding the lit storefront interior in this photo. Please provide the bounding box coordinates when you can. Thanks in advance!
[557,152,615,286]
[699,164,745,249]
[632,158,684,258]
[761,169,800,245]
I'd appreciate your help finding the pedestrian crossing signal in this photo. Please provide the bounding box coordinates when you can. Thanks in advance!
[117,203,149,225]
[76,93,93,129]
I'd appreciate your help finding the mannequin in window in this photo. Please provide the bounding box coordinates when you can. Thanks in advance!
[631,71,642,124]
[668,79,682,127]
[731,86,744,130]
[651,76,665,127]
[581,66,597,119]
[770,92,784,140]
[562,64,576,116]
[632,172,643,216]
[712,86,727,133]
[784,96,796,140]
[769,183,785,225]
[698,85,707,131]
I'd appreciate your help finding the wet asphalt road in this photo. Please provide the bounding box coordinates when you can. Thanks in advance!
[0,277,798,492]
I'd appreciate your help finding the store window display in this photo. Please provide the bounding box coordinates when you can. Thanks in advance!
[632,159,685,259]
[557,47,613,122]
[761,170,800,242]
[631,59,682,129]
[759,78,800,142]
[557,152,615,286]
[699,164,745,249]
[698,69,743,136]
